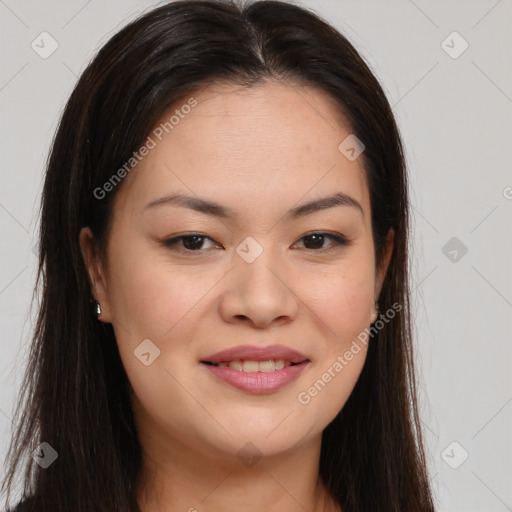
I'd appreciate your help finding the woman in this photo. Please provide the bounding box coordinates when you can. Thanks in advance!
[2,1,436,511]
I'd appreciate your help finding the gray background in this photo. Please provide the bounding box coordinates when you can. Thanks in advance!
[1,1,511,510]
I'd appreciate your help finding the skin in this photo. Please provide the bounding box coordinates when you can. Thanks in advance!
[80,81,394,512]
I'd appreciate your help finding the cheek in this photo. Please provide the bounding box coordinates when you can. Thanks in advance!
[107,242,214,340]
[292,256,374,420]
[294,267,373,430]
[294,341,368,436]
[104,241,224,400]
[299,260,375,345]
[107,251,212,421]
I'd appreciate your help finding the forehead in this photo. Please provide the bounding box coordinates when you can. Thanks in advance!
[112,80,370,226]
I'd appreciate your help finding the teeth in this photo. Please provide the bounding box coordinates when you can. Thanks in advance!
[243,360,259,372]
[216,359,293,372]
[275,359,285,370]
[229,360,243,371]
[258,360,275,372]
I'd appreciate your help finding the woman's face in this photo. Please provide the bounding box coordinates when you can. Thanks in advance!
[81,81,393,466]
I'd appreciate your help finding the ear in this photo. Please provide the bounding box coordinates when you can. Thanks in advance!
[375,228,395,301]
[79,226,112,323]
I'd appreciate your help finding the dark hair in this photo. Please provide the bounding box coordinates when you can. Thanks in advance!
[2,1,435,511]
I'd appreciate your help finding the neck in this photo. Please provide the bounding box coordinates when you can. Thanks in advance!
[134,420,339,512]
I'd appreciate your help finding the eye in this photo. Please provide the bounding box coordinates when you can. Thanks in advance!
[162,234,220,254]
[292,232,351,251]
[161,231,351,255]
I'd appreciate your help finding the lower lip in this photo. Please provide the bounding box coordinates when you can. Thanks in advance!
[201,361,310,394]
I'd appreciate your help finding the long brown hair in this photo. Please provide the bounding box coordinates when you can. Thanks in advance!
[2,1,435,511]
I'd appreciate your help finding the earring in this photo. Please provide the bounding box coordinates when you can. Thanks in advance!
[91,299,102,319]
[370,300,379,324]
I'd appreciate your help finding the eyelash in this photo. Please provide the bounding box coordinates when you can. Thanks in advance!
[161,231,351,255]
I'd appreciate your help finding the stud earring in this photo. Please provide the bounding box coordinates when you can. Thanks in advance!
[91,299,102,319]
[370,300,379,324]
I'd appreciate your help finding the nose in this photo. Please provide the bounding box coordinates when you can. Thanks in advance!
[219,247,299,328]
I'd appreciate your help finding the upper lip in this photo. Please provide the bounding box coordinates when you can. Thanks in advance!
[201,344,309,364]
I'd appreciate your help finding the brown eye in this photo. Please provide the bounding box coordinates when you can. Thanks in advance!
[293,232,350,251]
[162,234,219,253]
[162,231,350,256]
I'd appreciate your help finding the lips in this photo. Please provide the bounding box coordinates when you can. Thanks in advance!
[200,344,310,393]
[201,344,309,365]
[202,361,309,393]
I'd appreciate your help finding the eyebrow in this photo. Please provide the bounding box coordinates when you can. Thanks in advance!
[144,192,364,220]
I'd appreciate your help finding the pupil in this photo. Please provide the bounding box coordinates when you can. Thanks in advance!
[305,234,324,249]
[183,236,204,250]
[182,235,326,251]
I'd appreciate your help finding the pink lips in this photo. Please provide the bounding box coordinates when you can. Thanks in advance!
[202,344,308,364]
[200,344,310,394]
